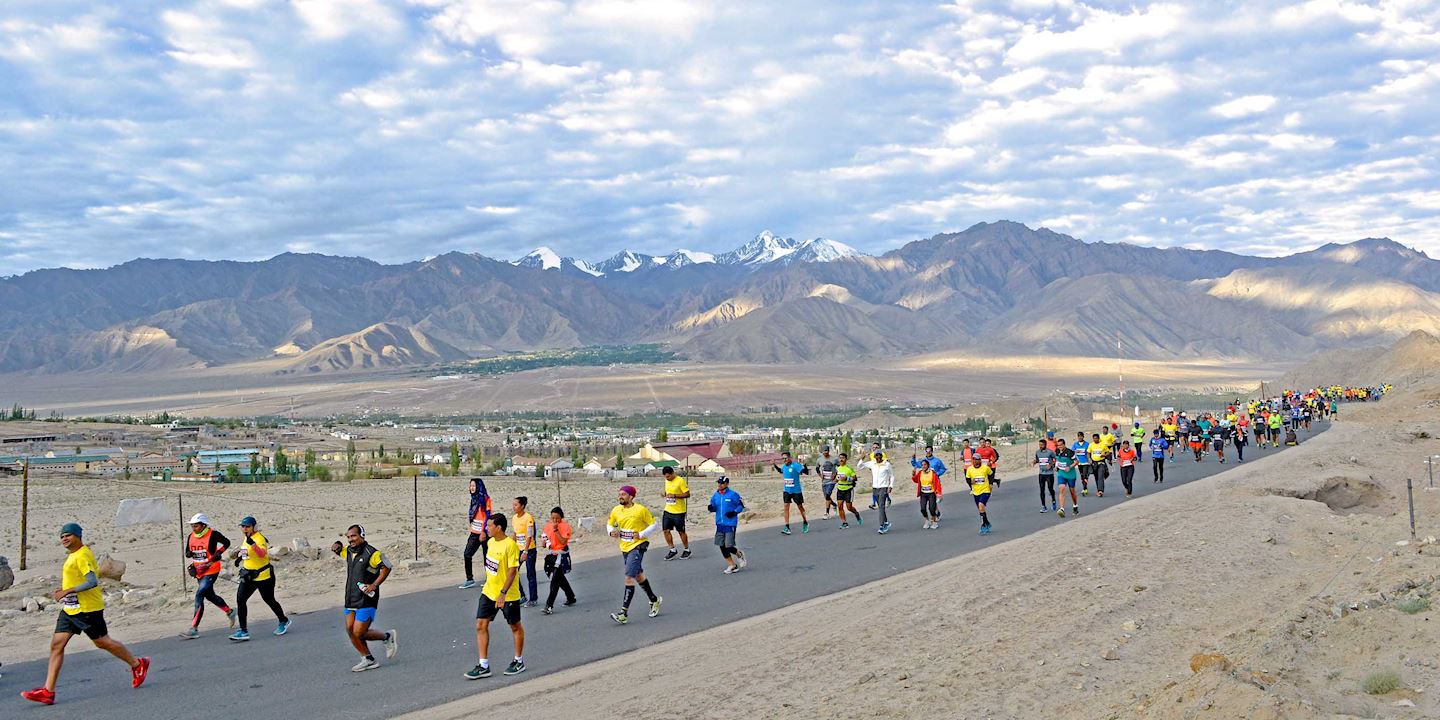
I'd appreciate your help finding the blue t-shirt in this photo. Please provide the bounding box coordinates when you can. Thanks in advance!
[777,461,805,493]
[1148,437,1169,458]
[1072,441,1090,464]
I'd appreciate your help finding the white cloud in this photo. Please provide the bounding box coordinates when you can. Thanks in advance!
[1006,4,1185,64]
[291,0,402,40]
[1211,94,1278,118]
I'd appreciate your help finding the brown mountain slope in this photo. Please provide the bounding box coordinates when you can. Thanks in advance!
[275,322,469,374]
[679,296,929,363]
[1279,330,1440,389]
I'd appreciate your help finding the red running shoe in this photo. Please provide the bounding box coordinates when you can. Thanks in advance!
[132,657,151,688]
[21,687,56,705]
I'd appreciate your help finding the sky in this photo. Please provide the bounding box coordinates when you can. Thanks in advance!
[1,0,1438,273]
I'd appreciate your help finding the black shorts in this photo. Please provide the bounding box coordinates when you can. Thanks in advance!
[783,491,804,505]
[56,610,108,640]
[477,597,521,625]
[836,488,854,502]
[662,511,686,532]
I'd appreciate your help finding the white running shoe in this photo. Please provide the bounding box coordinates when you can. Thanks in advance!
[736,553,748,569]
[351,657,379,672]
[383,629,399,659]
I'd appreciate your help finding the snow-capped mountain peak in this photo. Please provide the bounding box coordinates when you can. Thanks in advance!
[514,246,562,270]
[663,249,717,268]
[788,237,861,263]
[716,231,805,265]
[595,249,657,274]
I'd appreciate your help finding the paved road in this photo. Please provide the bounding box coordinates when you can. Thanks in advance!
[5,425,1325,718]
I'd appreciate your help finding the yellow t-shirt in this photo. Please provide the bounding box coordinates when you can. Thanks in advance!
[240,531,274,582]
[1099,433,1116,455]
[513,512,536,551]
[61,545,104,615]
[664,476,689,514]
[608,503,656,553]
[966,465,993,496]
[482,536,522,602]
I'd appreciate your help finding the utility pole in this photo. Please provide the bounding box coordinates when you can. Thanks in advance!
[1116,333,1126,420]
[19,458,29,570]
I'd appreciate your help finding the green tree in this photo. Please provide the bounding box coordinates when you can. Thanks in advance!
[449,441,462,476]
[841,431,853,456]
[123,459,131,481]
[185,456,193,472]
[249,454,261,480]
[225,464,241,482]
[303,447,316,471]
[614,448,625,470]
[345,440,358,478]
[378,443,386,459]
[780,427,792,453]
[655,427,668,442]
[942,434,955,452]
[274,446,288,475]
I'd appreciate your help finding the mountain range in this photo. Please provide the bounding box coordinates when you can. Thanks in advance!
[3,221,1438,374]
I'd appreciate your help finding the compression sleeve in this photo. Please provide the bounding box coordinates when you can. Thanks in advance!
[637,520,659,539]
[72,571,99,593]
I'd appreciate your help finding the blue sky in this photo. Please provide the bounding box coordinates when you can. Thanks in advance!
[2,0,1438,272]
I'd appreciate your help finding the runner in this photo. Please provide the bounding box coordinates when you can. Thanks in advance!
[834,452,863,528]
[1072,432,1092,496]
[1089,432,1109,497]
[179,513,235,640]
[1099,426,1118,468]
[1267,409,1284,448]
[1232,417,1248,463]
[859,451,895,534]
[659,467,692,560]
[911,459,942,529]
[606,485,662,625]
[1129,422,1147,452]
[816,445,840,519]
[1161,415,1179,462]
[1187,421,1206,462]
[1117,441,1138,498]
[964,455,995,535]
[706,476,748,574]
[1212,422,1229,464]
[910,445,948,497]
[19,523,149,706]
[1054,442,1080,517]
[977,439,1000,482]
[541,507,576,614]
[463,513,525,679]
[1032,438,1057,513]
[459,478,492,590]
[329,525,398,672]
[511,497,538,607]
[772,451,810,535]
[867,442,887,509]
[229,516,291,641]
[1148,428,1168,483]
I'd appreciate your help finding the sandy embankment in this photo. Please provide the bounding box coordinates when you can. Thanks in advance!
[403,390,1440,720]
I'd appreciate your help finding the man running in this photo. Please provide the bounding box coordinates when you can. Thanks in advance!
[541,507,576,614]
[464,513,525,679]
[511,497,538,607]
[229,516,291,641]
[912,459,942,529]
[1032,438,1057,513]
[859,451,895,534]
[1072,432,1092,495]
[1162,416,1179,462]
[459,478,492,590]
[977,439,1000,482]
[1213,422,1230,464]
[1117,441,1138,498]
[1148,429,1168,483]
[867,442,887,509]
[772,451,810,535]
[330,525,398,671]
[1267,409,1283,448]
[1232,418,1249,462]
[834,452,863,528]
[19,523,149,706]
[1053,443,1080,517]
[607,485,662,624]
[816,445,840,519]
[660,467,692,560]
[1089,432,1109,497]
[964,455,995,535]
[707,476,748,574]
[180,513,235,639]
[1129,422,1147,452]
[1187,421,1206,462]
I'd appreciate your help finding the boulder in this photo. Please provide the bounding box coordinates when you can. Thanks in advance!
[400,559,431,571]
[22,596,40,613]
[96,555,126,581]
[1190,653,1231,673]
[300,546,322,561]
[0,555,13,591]
[292,538,311,552]
[272,545,292,558]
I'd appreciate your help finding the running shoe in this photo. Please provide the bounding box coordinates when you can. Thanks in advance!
[922,520,931,530]
[868,503,877,509]
[351,657,379,672]
[1057,508,1066,518]
[1073,507,1081,515]
[780,526,792,535]
[1052,502,1058,512]
[132,657,150,688]
[563,598,577,606]
[649,597,662,618]
[680,549,692,559]
[801,522,809,534]
[978,526,987,535]
[736,553,747,569]
[1081,488,1089,496]
[1097,491,1104,498]
[226,608,237,629]
[854,514,863,526]
[664,548,678,561]
[839,522,850,529]
[823,509,832,519]
[457,580,476,589]
[611,611,629,625]
[383,629,399,659]
[522,601,537,608]
[543,606,554,615]
[723,566,736,574]
[463,664,491,680]
[275,619,292,636]
[504,660,526,676]
[1040,506,1047,513]
[228,629,250,642]
[179,627,200,640]
[21,688,55,705]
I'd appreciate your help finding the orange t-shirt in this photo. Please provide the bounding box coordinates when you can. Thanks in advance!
[1118,448,1138,467]
[542,520,572,551]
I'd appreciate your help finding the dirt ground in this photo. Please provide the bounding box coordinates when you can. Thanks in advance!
[396,385,1440,720]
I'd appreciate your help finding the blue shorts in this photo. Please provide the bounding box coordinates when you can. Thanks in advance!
[1056,474,1076,487]
[622,542,649,579]
[344,607,377,623]
[972,493,991,505]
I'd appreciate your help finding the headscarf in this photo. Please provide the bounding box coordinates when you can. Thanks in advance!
[468,478,491,522]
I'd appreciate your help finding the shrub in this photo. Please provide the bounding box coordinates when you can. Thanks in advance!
[1394,596,1431,615]
[1361,670,1401,695]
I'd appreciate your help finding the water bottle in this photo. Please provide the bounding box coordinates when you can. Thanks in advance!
[357,582,375,598]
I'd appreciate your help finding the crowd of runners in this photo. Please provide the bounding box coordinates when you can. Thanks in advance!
[17,384,1385,704]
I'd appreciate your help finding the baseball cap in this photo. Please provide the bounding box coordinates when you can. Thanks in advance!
[189,513,210,525]
[239,516,257,527]
[716,475,730,484]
